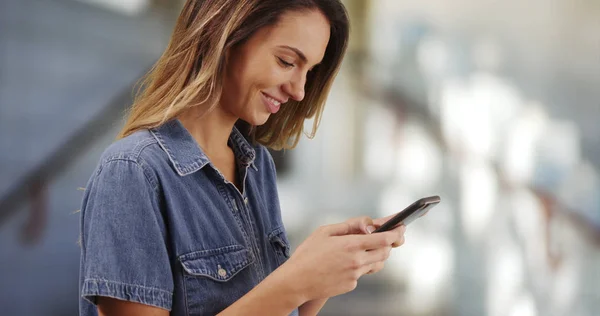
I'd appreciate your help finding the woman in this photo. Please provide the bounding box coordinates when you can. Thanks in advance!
[79,0,406,315]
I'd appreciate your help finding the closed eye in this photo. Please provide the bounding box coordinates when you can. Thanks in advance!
[277,57,294,69]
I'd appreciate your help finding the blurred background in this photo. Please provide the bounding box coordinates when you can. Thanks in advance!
[1,0,599,315]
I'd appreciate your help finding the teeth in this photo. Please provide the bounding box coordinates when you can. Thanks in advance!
[267,96,280,106]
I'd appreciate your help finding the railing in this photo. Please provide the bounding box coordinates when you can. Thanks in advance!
[0,82,137,243]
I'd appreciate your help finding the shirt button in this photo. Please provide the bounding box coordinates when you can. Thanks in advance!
[218,268,227,277]
[244,197,249,205]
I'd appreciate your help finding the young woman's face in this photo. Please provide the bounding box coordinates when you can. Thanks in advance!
[221,9,331,126]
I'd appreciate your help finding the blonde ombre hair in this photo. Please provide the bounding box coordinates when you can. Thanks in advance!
[117,0,349,149]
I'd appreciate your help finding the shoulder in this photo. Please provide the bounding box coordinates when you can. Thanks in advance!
[98,130,160,164]
[96,129,174,172]
[81,132,165,217]
[91,130,169,188]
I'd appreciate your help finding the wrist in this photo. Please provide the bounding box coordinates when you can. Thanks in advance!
[267,261,309,308]
[218,262,308,315]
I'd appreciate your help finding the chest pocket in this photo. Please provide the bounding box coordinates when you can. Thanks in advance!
[268,226,291,266]
[179,245,256,316]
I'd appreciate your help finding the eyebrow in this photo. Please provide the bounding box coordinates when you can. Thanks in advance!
[278,45,308,63]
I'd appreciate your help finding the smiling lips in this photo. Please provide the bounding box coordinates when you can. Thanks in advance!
[261,92,285,114]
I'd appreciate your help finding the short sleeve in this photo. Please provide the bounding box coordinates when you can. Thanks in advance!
[79,158,173,310]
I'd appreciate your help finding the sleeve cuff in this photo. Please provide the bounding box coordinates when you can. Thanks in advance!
[81,279,172,311]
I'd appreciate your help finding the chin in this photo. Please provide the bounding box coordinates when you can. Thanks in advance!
[241,113,270,127]
[254,115,271,126]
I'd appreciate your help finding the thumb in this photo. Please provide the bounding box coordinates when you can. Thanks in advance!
[345,216,375,235]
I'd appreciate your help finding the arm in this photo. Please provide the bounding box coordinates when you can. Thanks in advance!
[96,218,405,315]
[97,298,168,316]
[96,267,319,316]
[96,261,311,316]
[295,216,406,316]
[96,258,306,316]
[299,298,328,316]
[80,160,173,314]
[221,217,405,315]
[296,216,377,316]
[218,264,305,315]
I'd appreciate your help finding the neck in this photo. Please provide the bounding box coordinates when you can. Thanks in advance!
[178,105,238,156]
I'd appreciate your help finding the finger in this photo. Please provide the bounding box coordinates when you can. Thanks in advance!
[365,261,385,275]
[392,234,405,248]
[322,222,352,236]
[362,246,391,265]
[390,225,406,248]
[345,216,375,234]
[348,231,396,250]
[390,224,406,234]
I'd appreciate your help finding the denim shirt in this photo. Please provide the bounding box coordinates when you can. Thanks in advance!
[79,119,298,316]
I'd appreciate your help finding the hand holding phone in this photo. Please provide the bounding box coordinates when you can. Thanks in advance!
[373,195,441,233]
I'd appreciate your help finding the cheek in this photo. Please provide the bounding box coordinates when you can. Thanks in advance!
[266,64,287,86]
[222,68,249,109]
[223,56,286,115]
[247,54,286,88]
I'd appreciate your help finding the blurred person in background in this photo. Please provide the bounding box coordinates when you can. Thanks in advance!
[78,0,406,315]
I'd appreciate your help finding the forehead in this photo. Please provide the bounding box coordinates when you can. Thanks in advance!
[259,10,331,64]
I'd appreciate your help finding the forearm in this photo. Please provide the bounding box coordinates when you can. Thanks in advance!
[218,266,306,315]
[299,298,328,316]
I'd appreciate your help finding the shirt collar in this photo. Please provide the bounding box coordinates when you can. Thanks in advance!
[150,119,256,176]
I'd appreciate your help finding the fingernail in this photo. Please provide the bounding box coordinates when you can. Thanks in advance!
[366,225,376,234]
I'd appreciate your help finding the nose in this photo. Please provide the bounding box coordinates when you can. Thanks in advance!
[283,71,306,102]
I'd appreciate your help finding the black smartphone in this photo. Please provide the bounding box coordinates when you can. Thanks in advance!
[373,195,441,233]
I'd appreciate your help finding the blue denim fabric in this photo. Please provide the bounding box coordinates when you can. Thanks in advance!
[79,119,297,316]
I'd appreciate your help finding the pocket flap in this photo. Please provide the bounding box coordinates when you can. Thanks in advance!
[179,245,254,282]
[268,226,291,257]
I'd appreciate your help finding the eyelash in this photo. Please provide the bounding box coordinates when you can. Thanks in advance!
[277,57,294,69]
